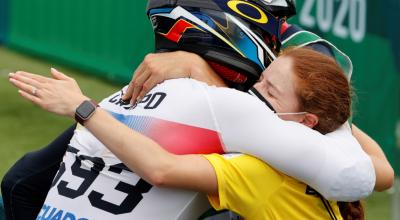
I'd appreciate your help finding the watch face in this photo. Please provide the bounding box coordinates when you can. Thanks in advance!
[77,100,96,119]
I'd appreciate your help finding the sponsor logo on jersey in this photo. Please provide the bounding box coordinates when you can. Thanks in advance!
[108,90,167,110]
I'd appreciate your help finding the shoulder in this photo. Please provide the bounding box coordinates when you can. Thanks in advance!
[204,154,285,217]
[205,153,284,189]
[151,79,256,102]
[200,83,271,115]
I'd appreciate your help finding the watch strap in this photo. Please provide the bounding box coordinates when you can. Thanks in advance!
[75,100,98,125]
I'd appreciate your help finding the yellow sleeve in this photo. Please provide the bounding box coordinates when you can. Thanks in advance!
[203,153,284,217]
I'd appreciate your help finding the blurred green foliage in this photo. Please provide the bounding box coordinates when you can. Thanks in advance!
[0,46,120,179]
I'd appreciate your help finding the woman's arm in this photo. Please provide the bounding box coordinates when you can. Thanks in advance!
[203,86,375,201]
[8,69,219,195]
[84,107,218,194]
[352,124,395,191]
[122,51,227,103]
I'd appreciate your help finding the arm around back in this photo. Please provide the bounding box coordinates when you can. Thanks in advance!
[352,124,394,191]
[204,85,375,201]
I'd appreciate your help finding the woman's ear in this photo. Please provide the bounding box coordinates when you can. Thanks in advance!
[300,113,319,129]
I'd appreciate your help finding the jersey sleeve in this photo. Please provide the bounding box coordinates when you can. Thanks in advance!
[202,86,375,201]
[203,154,282,217]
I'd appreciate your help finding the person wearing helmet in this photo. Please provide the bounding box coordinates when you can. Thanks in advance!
[145,0,296,91]
[9,47,387,220]
[125,0,352,102]
[1,0,385,219]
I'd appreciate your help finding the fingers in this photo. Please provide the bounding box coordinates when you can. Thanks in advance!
[9,73,42,91]
[124,52,189,103]
[18,89,42,106]
[123,62,145,101]
[130,70,151,103]
[12,69,70,82]
[13,71,51,83]
[9,78,39,97]
[136,76,160,101]
[123,82,134,101]
[51,68,70,80]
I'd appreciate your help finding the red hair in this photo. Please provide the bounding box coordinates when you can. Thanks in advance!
[281,47,351,134]
[281,47,363,220]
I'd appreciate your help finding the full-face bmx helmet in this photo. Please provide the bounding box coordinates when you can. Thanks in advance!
[147,0,296,91]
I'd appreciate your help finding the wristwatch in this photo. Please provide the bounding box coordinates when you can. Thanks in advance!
[75,100,98,125]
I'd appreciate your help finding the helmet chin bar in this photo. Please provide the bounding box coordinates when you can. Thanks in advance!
[203,50,262,89]
[207,61,259,91]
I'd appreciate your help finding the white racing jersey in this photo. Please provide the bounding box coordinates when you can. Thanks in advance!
[38,79,375,220]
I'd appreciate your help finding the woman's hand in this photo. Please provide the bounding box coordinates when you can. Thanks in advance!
[122,51,226,104]
[123,51,199,103]
[9,68,88,118]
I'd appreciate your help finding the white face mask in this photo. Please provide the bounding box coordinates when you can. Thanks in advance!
[275,112,308,116]
[249,88,307,117]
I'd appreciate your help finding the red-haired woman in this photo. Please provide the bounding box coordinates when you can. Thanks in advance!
[9,48,392,219]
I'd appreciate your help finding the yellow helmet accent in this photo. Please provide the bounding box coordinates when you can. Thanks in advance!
[227,0,268,24]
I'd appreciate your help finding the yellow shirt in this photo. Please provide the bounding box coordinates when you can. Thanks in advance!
[204,153,343,220]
